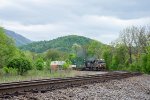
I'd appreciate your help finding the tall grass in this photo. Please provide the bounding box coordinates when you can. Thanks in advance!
[0,69,76,83]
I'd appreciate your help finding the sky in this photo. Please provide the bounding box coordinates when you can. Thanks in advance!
[0,0,150,44]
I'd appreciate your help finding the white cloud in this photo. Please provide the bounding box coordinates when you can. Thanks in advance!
[0,0,12,8]
[83,15,150,28]
[0,0,150,44]
[1,16,150,44]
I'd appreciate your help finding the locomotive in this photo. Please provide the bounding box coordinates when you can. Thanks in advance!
[83,59,106,71]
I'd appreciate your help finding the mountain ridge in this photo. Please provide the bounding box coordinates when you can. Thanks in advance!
[5,29,32,46]
[20,35,104,53]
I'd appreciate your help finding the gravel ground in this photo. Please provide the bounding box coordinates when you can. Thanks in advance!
[5,75,150,100]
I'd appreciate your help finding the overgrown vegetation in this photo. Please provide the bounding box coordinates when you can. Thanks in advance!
[0,69,76,83]
[0,27,21,68]
[103,26,150,74]
[0,25,150,83]
[7,58,32,75]
[35,58,44,70]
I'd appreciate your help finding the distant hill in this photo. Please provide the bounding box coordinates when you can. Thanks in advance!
[5,29,32,46]
[20,35,104,53]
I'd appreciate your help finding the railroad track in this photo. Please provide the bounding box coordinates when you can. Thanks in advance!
[0,72,141,98]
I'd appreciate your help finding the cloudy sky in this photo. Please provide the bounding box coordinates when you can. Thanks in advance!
[0,0,150,44]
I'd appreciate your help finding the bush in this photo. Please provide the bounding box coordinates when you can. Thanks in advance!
[146,56,150,74]
[2,67,18,75]
[140,54,150,74]
[3,66,9,74]
[128,63,141,72]
[63,63,69,70]
[45,59,51,70]
[7,58,32,75]
[35,58,44,70]
[63,60,72,70]
[117,64,125,70]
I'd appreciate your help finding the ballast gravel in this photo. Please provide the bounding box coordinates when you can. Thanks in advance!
[7,75,150,100]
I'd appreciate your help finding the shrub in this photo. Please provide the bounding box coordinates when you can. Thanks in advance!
[3,66,9,74]
[2,67,18,75]
[63,63,69,70]
[140,54,150,74]
[63,60,72,70]
[7,57,32,75]
[117,64,125,70]
[128,63,141,72]
[145,54,150,74]
[45,59,51,70]
[35,58,44,70]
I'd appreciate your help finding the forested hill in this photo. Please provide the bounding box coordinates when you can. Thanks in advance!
[20,35,104,53]
[5,29,32,46]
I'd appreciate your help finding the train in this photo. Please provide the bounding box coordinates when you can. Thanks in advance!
[83,59,106,71]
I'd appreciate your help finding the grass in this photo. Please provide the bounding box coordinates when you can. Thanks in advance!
[0,69,77,83]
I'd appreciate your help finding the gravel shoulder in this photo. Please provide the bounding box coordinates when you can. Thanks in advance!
[8,75,150,100]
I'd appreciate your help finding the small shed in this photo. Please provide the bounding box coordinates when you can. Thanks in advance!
[50,61,66,71]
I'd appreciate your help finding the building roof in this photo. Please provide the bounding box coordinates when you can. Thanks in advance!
[51,61,66,65]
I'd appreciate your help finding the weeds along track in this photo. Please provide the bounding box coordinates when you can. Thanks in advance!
[0,72,141,97]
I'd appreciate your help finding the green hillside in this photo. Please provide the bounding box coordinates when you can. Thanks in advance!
[5,29,32,46]
[20,35,103,53]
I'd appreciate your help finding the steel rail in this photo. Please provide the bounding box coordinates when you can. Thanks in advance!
[0,72,141,97]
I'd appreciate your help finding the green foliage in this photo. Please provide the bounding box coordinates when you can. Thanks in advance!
[35,58,44,70]
[20,35,94,53]
[7,58,32,75]
[103,49,112,69]
[69,54,76,61]
[141,54,150,74]
[23,51,36,61]
[2,67,18,75]
[128,63,140,72]
[63,63,69,70]
[87,41,104,58]
[0,27,17,68]
[103,25,150,74]
[3,66,9,74]
[45,59,51,70]
[63,60,72,70]
[146,54,150,73]
[45,49,69,61]
[111,55,119,70]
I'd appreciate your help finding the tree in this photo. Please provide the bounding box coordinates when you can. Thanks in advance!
[119,27,135,64]
[45,49,61,61]
[35,58,44,70]
[23,51,36,61]
[87,41,103,59]
[69,53,77,64]
[103,47,113,69]
[72,43,81,56]
[63,59,72,70]
[112,25,150,73]
[0,27,19,68]
[7,58,32,75]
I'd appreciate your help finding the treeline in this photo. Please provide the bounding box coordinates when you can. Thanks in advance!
[0,27,94,75]
[20,35,93,53]
[23,40,106,67]
[0,26,105,76]
[103,26,150,74]
[1,25,150,75]
[0,27,33,75]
